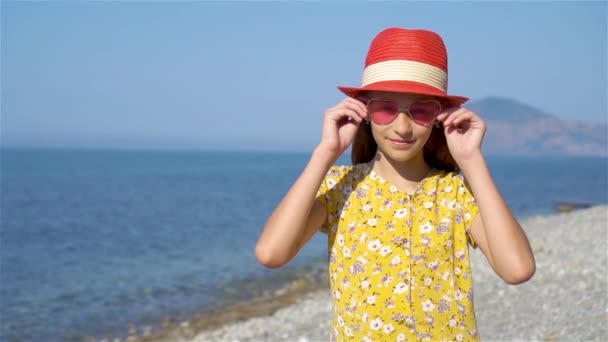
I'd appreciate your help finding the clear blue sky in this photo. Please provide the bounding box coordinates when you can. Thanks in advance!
[2,1,606,151]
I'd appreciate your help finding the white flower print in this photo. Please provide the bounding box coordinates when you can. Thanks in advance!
[359,233,368,243]
[396,333,406,342]
[362,312,369,322]
[357,256,368,264]
[442,294,453,302]
[422,299,435,312]
[455,289,463,301]
[382,276,393,286]
[454,267,461,275]
[391,255,401,266]
[389,185,398,194]
[361,280,371,290]
[338,315,345,327]
[380,245,392,256]
[383,323,395,334]
[334,290,340,300]
[366,295,376,305]
[442,271,451,281]
[465,212,471,220]
[444,185,453,193]
[421,237,430,246]
[367,239,381,252]
[370,317,383,330]
[448,200,457,210]
[456,333,464,341]
[342,187,352,196]
[449,319,457,327]
[424,277,433,286]
[384,200,394,209]
[367,218,377,226]
[393,283,408,294]
[342,247,351,258]
[420,221,434,234]
[344,326,353,337]
[363,204,372,212]
[337,234,344,247]
[361,337,372,342]
[394,208,408,219]
[423,201,434,209]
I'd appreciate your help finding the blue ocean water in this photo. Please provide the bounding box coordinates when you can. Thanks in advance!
[1,148,606,341]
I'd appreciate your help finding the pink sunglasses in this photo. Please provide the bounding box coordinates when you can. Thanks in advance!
[365,98,443,127]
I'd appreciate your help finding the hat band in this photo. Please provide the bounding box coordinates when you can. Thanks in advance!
[361,60,447,92]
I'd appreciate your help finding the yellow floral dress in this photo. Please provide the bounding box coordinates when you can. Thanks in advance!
[316,163,480,342]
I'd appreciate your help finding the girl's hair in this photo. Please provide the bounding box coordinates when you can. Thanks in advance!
[351,119,459,172]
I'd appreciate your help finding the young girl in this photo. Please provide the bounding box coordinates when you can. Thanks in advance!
[256,27,535,341]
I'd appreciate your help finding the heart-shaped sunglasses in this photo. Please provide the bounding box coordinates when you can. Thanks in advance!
[364,98,443,127]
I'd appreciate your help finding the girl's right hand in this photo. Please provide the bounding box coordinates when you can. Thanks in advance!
[318,97,368,158]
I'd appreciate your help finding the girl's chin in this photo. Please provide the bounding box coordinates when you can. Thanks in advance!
[377,148,424,163]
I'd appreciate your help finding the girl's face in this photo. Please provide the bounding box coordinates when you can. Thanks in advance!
[366,91,438,164]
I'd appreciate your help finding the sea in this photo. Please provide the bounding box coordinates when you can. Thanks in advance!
[1,148,606,342]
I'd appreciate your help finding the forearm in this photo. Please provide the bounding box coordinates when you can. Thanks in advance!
[256,147,336,268]
[460,153,535,282]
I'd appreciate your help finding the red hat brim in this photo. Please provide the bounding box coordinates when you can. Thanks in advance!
[338,80,469,107]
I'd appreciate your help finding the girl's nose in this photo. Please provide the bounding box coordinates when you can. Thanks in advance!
[392,111,414,134]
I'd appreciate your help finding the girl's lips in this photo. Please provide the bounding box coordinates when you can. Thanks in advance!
[388,138,415,148]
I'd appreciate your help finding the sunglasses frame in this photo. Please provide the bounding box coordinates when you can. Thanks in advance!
[365,98,443,127]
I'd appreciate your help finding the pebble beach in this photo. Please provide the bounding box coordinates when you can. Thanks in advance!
[136,206,607,342]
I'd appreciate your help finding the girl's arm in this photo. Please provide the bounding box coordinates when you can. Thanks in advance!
[255,148,333,269]
[255,97,368,269]
[437,107,535,284]
[460,153,536,284]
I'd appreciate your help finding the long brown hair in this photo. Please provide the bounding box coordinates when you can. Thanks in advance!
[351,121,458,172]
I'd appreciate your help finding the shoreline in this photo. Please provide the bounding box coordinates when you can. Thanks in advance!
[134,274,330,342]
[117,206,606,341]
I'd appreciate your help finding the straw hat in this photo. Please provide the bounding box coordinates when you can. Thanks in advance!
[338,27,468,107]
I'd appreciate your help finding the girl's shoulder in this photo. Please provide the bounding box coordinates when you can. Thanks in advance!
[431,169,469,185]
[325,163,371,181]
[320,163,371,191]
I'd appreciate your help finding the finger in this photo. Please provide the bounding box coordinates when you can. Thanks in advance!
[339,101,368,121]
[449,112,474,128]
[436,106,460,122]
[327,107,363,125]
[343,98,368,119]
[443,108,470,127]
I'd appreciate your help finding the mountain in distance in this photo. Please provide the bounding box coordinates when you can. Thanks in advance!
[466,97,607,156]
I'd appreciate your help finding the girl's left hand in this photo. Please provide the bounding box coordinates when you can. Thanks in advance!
[436,107,487,162]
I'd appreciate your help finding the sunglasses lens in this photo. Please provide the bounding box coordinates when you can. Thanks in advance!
[368,100,399,125]
[409,101,441,126]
